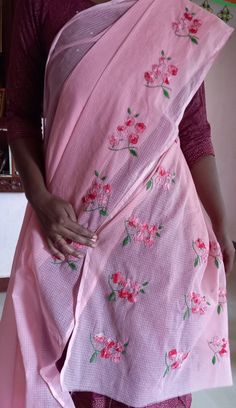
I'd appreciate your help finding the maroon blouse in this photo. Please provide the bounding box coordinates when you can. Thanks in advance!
[6,0,214,168]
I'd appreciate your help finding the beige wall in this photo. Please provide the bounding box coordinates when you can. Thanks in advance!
[205,30,236,240]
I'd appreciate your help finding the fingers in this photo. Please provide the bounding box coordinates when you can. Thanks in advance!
[47,238,65,261]
[48,236,84,260]
[59,226,97,248]
[65,218,97,240]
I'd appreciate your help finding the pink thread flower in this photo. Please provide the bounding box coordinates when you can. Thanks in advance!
[90,333,129,364]
[128,133,139,145]
[164,349,189,377]
[172,8,202,44]
[108,271,149,303]
[82,171,111,217]
[208,336,228,365]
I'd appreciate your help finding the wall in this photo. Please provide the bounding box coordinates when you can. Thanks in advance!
[205,30,236,240]
[0,193,27,277]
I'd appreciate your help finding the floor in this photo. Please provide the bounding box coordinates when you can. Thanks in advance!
[0,261,235,407]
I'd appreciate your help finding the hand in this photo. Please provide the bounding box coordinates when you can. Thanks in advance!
[30,191,97,260]
[213,225,235,276]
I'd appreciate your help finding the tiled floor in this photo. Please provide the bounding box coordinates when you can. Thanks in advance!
[0,261,235,407]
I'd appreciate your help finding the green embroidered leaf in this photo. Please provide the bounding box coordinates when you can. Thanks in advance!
[190,36,198,45]
[124,341,129,347]
[127,107,132,115]
[212,355,216,365]
[101,176,107,181]
[194,257,200,268]
[172,179,176,184]
[156,233,161,238]
[159,225,163,230]
[95,170,99,177]
[185,7,189,12]
[217,304,222,315]
[140,289,145,294]
[123,235,131,246]
[146,179,153,190]
[215,258,220,269]
[68,262,77,271]
[134,113,140,118]
[161,50,165,56]
[121,350,127,355]
[167,57,171,61]
[90,352,98,363]
[163,366,169,378]
[183,309,189,321]
[207,302,211,306]
[143,281,149,286]
[129,149,138,157]
[108,291,116,302]
[163,88,170,99]
[100,209,108,217]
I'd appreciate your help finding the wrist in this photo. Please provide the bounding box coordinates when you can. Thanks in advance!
[26,186,51,208]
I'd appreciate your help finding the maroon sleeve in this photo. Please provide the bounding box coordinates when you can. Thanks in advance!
[6,0,46,142]
[179,82,215,168]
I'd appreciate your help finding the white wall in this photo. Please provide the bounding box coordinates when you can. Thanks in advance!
[205,30,236,241]
[0,193,27,278]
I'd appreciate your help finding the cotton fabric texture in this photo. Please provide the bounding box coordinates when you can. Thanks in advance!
[0,0,234,407]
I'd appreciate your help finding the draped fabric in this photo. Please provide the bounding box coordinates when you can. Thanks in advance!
[0,1,234,407]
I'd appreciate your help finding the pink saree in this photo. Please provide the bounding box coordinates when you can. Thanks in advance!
[0,0,234,407]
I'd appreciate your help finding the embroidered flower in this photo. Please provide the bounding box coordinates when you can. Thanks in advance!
[108,108,147,157]
[144,50,178,98]
[172,7,202,44]
[163,349,189,377]
[208,336,228,365]
[82,170,111,217]
[146,166,176,191]
[90,333,129,364]
[183,291,211,320]
[192,238,209,267]
[209,241,223,269]
[107,271,149,303]
[217,288,227,315]
[122,217,163,247]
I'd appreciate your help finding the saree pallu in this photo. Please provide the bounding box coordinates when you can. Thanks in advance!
[0,0,234,407]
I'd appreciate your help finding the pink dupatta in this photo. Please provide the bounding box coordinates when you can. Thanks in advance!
[0,0,234,406]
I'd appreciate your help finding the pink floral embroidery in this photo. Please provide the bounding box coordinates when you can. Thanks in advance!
[172,7,202,44]
[208,336,228,365]
[122,216,163,247]
[183,291,211,320]
[108,107,147,157]
[217,288,227,315]
[82,171,111,217]
[146,166,176,191]
[192,239,208,267]
[107,271,149,302]
[144,50,178,98]
[209,241,223,269]
[90,333,129,363]
[51,240,84,271]
[163,349,189,377]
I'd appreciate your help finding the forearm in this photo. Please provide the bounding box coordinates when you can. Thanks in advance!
[9,137,49,204]
[190,155,228,232]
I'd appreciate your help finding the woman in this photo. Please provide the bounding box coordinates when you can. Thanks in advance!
[0,0,235,407]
